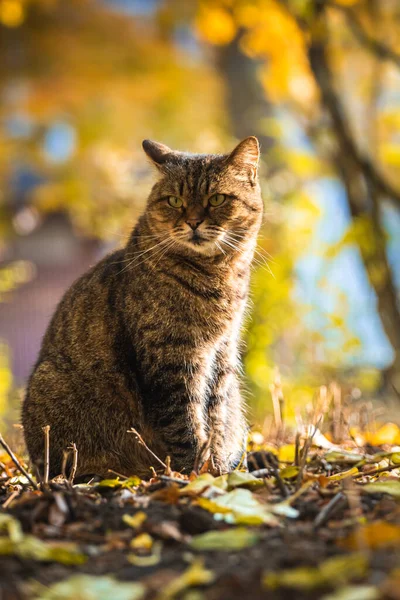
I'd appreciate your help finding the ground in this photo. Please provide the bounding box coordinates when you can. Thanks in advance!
[1,420,400,600]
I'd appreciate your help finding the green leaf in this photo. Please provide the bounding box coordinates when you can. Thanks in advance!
[30,575,145,600]
[190,527,259,551]
[362,481,400,499]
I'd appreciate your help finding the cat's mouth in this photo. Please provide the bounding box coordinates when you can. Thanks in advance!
[189,231,205,245]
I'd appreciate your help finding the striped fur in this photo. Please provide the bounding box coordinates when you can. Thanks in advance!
[22,137,263,478]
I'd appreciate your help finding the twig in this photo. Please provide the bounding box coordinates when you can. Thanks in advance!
[128,427,167,470]
[326,0,400,69]
[294,432,301,467]
[68,442,78,484]
[2,490,20,510]
[42,426,50,486]
[164,455,172,476]
[353,462,400,479]
[107,469,128,479]
[314,491,347,529]
[0,432,38,489]
[159,475,189,486]
[295,417,322,491]
[251,468,273,479]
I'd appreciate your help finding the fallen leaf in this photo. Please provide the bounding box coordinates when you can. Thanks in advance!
[325,452,363,465]
[227,471,264,490]
[365,423,400,446]
[128,541,162,567]
[130,533,153,550]
[362,481,400,499]
[0,514,86,565]
[263,553,368,590]
[123,511,147,529]
[278,444,296,462]
[30,574,145,600]
[197,488,279,526]
[190,527,259,551]
[182,474,221,495]
[97,476,141,489]
[279,466,300,480]
[328,468,359,481]
[321,585,381,600]
[338,521,400,550]
[156,559,214,599]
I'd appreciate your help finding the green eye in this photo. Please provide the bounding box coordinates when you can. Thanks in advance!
[209,193,226,207]
[167,196,183,208]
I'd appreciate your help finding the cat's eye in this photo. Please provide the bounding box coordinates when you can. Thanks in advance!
[167,196,183,208]
[209,193,226,207]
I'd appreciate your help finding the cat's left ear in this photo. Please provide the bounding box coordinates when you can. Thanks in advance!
[142,139,173,170]
[226,136,260,183]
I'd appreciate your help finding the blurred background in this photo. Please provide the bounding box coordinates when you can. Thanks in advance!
[1,0,400,432]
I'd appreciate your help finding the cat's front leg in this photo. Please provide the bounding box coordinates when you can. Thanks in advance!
[207,367,247,474]
[143,380,208,473]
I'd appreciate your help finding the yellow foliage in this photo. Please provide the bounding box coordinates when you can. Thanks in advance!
[339,521,400,551]
[364,423,400,446]
[196,3,236,45]
[0,0,24,27]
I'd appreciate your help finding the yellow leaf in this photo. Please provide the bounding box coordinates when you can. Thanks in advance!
[279,444,296,462]
[130,533,153,551]
[280,466,300,479]
[157,560,214,600]
[196,5,236,46]
[123,512,147,529]
[0,0,24,28]
[263,553,368,590]
[190,527,259,551]
[227,471,264,490]
[328,468,359,481]
[364,423,400,446]
[362,481,400,499]
[322,584,380,600]
[339,521,400,551]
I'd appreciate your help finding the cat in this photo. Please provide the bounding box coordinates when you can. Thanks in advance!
[22,136,263,479]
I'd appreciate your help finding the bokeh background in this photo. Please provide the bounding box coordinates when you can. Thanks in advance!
[1,0,400,432]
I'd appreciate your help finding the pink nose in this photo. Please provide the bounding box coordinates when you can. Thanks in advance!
[186,219,203,231]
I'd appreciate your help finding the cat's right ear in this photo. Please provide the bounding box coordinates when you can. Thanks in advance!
[142,140,173,170]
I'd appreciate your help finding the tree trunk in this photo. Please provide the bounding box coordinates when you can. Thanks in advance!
[306,4,400,393]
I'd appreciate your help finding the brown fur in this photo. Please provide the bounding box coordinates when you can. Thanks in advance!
[22,137,263,478]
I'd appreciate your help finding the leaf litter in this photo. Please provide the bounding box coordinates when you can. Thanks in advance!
[1,394,400,599]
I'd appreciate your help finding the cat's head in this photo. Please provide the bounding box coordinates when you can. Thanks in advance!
[142,137,263,256]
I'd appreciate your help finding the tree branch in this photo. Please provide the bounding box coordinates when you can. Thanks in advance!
[277,0,400,212]
[326,1,400,69]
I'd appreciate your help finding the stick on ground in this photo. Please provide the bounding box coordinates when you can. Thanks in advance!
[42,425,50,486]
[0,432,38,490]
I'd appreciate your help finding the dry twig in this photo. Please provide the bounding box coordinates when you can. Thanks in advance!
[0,432,38,490]
[128,427,167,470]
[42,425,50,486]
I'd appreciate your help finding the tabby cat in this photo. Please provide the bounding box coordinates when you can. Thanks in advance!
[22,136,263,478]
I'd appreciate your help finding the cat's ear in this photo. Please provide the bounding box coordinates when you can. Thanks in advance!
[226,136,260,183]
[142,139,173,169]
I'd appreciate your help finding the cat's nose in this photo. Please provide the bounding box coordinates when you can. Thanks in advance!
[186,219,204,231]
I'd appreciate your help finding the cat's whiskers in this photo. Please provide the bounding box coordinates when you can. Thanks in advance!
[116,236,175,274]
[222,233,275,278]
